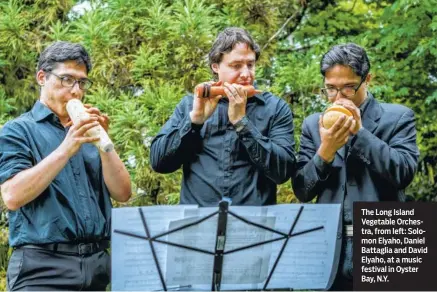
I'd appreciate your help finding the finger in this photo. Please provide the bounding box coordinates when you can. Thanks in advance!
[337,116,354,136]
[86,107,102,116]
[101,114,110,123]
[329,115,346,132]
[224,87,235,103]
[339,127,351,142]
[213,95,223,102]
[65,120,73,127]
[340,134,350,145]
[89,114,107,128]
[318,115,330,132]
[98,116,109,131]
[318,115,327,134]
[212,80,223,86]
[98,116,106,125]
[227,83,240,99]
[83,103,92,109]
[234,84,247,101]
[349,120,358,133]
[77,136,101,144]
[76,121,100,137]
[88,113,100,119]
[230,84,242,102]
[343,104,360,119]
[75,115,99,129]
[195,86,210,104]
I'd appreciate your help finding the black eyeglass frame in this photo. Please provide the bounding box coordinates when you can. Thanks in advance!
[47,71,93,90]
[320,77,366,98]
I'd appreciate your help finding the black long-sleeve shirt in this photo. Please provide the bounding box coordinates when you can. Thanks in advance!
[150,92,296,206]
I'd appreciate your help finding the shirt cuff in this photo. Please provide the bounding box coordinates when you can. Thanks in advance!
[178,115,204,137]
[313,154,332,180]
[191,122,204,132]
[233,116,249,133]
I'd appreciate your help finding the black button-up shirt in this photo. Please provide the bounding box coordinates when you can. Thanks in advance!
[0,101,112,247]
[150,92,296,206]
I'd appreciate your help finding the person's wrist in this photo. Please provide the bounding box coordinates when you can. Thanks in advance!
[55,144,73,160]
[317,143,335,163]
[233,116,248,132]
[189,111,205,125]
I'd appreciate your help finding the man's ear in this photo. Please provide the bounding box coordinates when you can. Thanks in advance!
[365,73,372,85]
[36,70,47,86]
[211,63,219,74]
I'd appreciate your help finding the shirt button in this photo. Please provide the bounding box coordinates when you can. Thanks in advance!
[337,232,342,239]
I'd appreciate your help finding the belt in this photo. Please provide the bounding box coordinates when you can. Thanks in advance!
[345,224,353,237]
[17,240,110,255]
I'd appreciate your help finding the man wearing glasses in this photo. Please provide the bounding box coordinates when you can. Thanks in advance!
[0,41,131,290]
[292,43,419,290]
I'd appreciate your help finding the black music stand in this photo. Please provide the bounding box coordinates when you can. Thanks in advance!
[112,201,341,291]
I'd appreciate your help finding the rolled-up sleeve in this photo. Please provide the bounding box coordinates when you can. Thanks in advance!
[0,122,34,184]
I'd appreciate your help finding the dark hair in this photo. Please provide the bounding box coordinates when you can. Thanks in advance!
[208,27,260,77]
[37,41,92,73]
[320,43,370,79]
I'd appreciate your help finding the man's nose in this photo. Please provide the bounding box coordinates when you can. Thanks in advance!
[240,66,250,78]
[334,90,348,101]
[70,82,82,96]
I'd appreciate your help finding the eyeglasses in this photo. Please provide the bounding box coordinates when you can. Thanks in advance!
[48,72,93,90]
[321,78,365,98]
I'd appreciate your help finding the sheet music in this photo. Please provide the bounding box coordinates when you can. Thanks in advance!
[165,207,276,290]
[111,203,341,291]
[111,205,198,291]
[262,204,341,290]
[221,207,276,290]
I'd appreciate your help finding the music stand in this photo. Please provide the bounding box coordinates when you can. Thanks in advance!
[112,202,341,291]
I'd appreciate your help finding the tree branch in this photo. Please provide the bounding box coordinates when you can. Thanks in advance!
[262,3,308,51]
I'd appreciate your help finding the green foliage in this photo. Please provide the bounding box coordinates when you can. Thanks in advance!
[0,0,435,207]
[0,2,436,282]
[0,1,436,288]
[0,0,435,208]
[271,0,437,198]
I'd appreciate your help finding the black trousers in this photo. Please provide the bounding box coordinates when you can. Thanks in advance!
[330,237,353,291]
[6,247,110,291]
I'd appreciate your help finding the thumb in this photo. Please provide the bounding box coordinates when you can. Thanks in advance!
[318,115,324,129]
[213,95,222,102]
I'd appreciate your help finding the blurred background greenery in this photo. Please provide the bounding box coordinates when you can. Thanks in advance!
[0,0,436,287]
